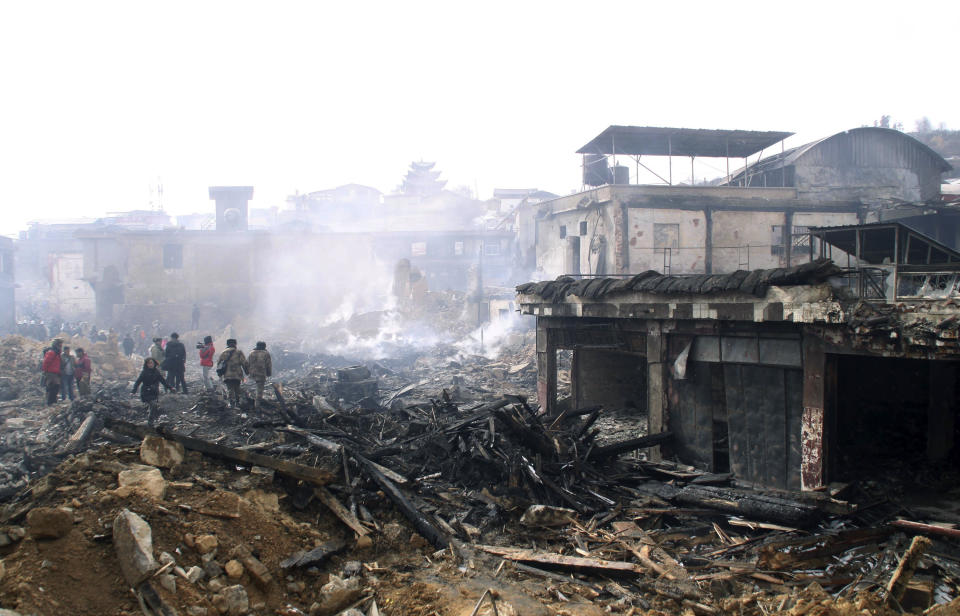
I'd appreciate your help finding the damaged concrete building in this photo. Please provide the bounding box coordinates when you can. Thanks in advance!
[517,125,959,494]
[518,228,960,493]
[525,126,952,278]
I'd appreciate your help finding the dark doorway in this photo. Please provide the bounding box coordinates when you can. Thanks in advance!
[830,355,960,483]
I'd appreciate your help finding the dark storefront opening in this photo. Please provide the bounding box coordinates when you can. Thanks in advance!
[571,349,646,412]
[831,355,960,483]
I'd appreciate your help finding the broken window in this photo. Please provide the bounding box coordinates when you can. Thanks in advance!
[579,221,588,236]
[654,224,679,250]
[559,225,567,239]
[162,244,183,269]
[792,225,810,248]
[484,241,501,256]
[453,241,464,256]
[411,242,427,256]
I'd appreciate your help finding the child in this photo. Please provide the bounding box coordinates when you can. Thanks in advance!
[132,358,169,425]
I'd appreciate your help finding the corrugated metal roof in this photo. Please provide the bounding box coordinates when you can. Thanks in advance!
[576,126,793,158]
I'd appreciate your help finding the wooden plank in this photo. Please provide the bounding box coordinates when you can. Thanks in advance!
[724,365,749,483]
[477,545,646,574]
[314,487,369,537]
[103,418,334,486]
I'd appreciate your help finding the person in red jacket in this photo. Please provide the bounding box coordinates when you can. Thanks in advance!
[198,335,215,392]
[74,348,92,397]
[41,339,63,405]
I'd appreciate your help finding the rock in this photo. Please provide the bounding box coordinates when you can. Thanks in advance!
[409,534,429,549]
[0,559,5,582]
[229,544,273,587]
[339,610,365,616]
[6,527,25,542]
[186,607,207,616]
[26,507,73,539]
[244,489,279,512]
[183,532,196,548]
[208,576,226,592]
[202,559,223,579]
[224,559,243,579]
[185,565,205,584]
[194,534,218,555]
[213,584,248,616]
[0,534,10,548]
[159,551,176,566]
[158,573,177,594]
[311,575,361,615]
[520,504,576,527]
[117,465,167,500]
[355,534,373,549]
[0,610,23,616]
[342,561,362,577]
[382,522,407,546]
[112,509,158,586]
[139,436,185,468]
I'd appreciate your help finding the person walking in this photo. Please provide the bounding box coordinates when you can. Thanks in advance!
[163,333,188,393]
[132,358,169,425]
[217,338,248,408]
[60,345,76,401]
[75,347,92,397]
[122,334,135,356]
[41,339,63,405]
[198,335,215,392]
[247,341,272,409]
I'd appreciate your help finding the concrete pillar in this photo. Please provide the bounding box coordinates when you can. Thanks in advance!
[927,362,957,461]
[536,321,557,416]
[801,335,826,490]
[646,323,666,461]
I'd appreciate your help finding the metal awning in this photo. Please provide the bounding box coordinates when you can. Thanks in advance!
[809,222,960,265]
[577,126,794,158]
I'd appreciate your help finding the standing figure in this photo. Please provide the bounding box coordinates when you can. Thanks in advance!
[122,333,135,356]
[163,333,188,393]
[60,345,76,401]
[198,335,216,392]
[75,348,92,397]
[41,339,63,406]
[191,304,200,330]
[247,341,273,409]
[132,358,169,425]
[217,338,248,408]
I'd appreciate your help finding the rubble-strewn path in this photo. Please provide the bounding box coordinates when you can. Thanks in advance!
[1,334,960,614]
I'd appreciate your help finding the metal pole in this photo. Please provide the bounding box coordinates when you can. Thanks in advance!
[668,136,672,186]
[690,156,695,186]
[725,140,730,183]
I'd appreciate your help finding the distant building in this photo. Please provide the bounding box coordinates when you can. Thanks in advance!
[527,126,953,279]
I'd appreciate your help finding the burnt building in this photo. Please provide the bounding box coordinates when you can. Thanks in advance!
[0,238,14,332]
[518,225,960,492]
[524,126,953,279]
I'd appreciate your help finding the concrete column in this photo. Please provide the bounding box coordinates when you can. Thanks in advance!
[801,335,826,490]
[536,321,557,416]
[646,323,666,461]
[704,208,713,274]
[927,362,957,461]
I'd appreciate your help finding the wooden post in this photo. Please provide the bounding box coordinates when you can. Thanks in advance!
[646,323,667,462]
[536,321,557,417]
[927,362,956,461]
[801,335,826,490]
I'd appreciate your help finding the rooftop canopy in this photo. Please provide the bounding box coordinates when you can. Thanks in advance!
[577,126,794,158]
[809,222,960,266]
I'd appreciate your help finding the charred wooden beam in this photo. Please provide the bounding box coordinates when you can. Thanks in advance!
[103,418,334,486]
[675,485,820,527]
[589,432,674,461]
[61,412,100,454]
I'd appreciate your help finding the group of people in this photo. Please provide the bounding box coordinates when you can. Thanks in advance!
[131,336,272,424]
[39,340,92,405]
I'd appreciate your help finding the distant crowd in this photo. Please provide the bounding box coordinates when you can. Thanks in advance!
[40,334,273,425]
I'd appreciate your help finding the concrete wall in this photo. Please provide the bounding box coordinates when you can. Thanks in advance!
[710,210,785,272]
[626,207,708,274]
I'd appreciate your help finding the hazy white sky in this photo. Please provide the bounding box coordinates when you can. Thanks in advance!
[1,0,957,235]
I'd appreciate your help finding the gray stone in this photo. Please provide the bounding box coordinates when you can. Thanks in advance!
[26,507,73,539]
[213,584,249,616]
[202,559,223,579]
[6,527,25,542]
[186,608,207,616]
[158,573,177,594]
[185,565,205,584]
[117,465,167,500]
[311,575,361,615]
[112,509,158,586]
[342,560,362,577]
[159,551,176,566]
[520,504,576,527]
[140,435,185,468]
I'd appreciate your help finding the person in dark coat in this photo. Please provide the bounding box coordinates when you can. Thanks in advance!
[162,332,188,393]
[132,357,169,425]
[122,334,135,356]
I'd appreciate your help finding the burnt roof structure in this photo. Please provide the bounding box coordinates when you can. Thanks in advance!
[577,126,793,158]
[810,221,960,265]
